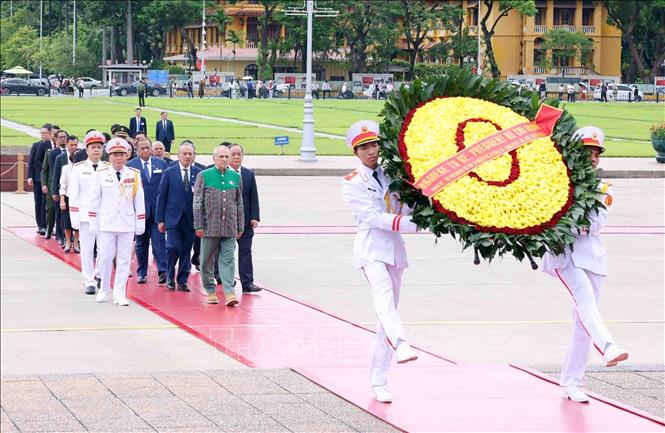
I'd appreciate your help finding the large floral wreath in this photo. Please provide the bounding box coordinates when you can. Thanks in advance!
[379,67,603,264]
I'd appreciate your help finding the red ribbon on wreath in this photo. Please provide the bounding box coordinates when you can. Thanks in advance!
[414,104,563,197]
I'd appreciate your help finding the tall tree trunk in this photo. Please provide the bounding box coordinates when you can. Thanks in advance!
[126,0,134,64]
[110,25,117,64]
[179,27,197,70]
[101,26,108,66]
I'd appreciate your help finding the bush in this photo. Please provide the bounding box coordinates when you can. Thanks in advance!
[650,123,665,140]
[167,65,185,75]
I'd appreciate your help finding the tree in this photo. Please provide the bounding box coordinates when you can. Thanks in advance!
[479,0,536,78]
[605,0,665,82]
[0,25,40,71]
[255,0,280,80]
[210,8,232,71]
[225,30,242,60]
[541,29,593,73]
[126,0,134,64]
[397,0,459,80]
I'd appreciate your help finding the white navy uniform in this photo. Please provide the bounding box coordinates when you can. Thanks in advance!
[542,181,616,387]
[88,164,145,304]
[69,159,109,289]
[341,163,418,387]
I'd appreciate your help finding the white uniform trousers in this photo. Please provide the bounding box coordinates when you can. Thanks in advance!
[97,231,134,302]
[78,222,100,288]
[362,261,407,387]
[555,264,615,387]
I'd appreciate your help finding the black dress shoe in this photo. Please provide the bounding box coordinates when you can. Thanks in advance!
[39,228,46,236]
[177,283,190,292]
[44,232,52,239]
[85,286,96,295]
[35,228,42,234]
[137,276,147,284]
[166,280,176,290]
[158,272,167,285]
[242,283,263,294]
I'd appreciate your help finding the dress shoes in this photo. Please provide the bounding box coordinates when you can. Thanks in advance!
[96,290,110,303]
[372,386,393,403]
[137,276,147,284]
[602,344,629,367]
[395,343,418,364]
[177,283,190,292]
[84,286,97,295]
[44,232,52,239]
[166,280,176,291]
[207,293,220,304]
[64,247,71,254]
[39,228,46,236]
[114,297,129,306]
[562,386,590,403]
[158,272,167,285]
[242,283,263,294]
[225,293,239,307]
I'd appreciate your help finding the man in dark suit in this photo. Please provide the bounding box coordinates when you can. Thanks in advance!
[41,129,67,242]
[129,138,169,284]
[228,143,262,293]
[156,140,201,291]
[188,157,207,272]
[155,112,175,153]
[27,124,53,234]
[129,107,147,138]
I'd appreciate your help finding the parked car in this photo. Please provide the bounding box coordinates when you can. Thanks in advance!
[113,80,166,97]
[29,78,51,87]
[0,78,49,96]
[77,77,102,89]
[593,84,644,102]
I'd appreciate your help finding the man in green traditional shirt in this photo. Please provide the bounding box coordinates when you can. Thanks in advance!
[193,145,244,306]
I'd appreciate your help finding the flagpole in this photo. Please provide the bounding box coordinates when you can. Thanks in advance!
[39,0,43,80]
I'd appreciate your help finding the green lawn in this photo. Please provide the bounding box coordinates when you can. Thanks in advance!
[1,95,662,156]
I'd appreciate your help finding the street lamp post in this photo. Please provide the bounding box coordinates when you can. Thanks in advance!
[284,1,338,162]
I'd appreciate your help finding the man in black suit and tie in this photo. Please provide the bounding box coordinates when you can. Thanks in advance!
[155,112,175,153]
[128,138,169,284]
[228,143,262,293]
[41,129,67,242]
[156,140,201,291]
[27,124,53,235]
[129,108,147,138]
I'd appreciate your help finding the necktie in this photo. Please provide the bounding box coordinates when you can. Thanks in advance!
[92,164,98,171]
[116,171,121,181]
[163,120,166,130]
[183,168,189,192]
[372,170,382,188]
[144,161,150,180]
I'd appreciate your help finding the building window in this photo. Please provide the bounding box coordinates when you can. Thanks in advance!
[553,8,575,25]
[467,6,478,26]
[582,8,594,26]
[535,7,546,25]
[244,64,258,80]
[533,38,545,67]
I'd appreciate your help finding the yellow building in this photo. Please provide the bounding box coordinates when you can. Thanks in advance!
[164,0,621,80]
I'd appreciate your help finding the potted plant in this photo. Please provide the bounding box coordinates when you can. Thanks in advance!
[651,123,665,163]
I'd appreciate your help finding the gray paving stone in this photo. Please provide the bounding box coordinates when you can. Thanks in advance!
[161,384,231,398]
[636,371,665,385]
[181,395,259,417]
[638,386,665,401]
[300,393,401,433]
[81,418,155,433]
[44,378,114,400]
[2,401,74,422]
[12,419,87,432]
[261,369,329,394]
[100,377,173,398]
[156,427,224,433]
[95,372,155,379]
[587,372,663,388]
[207,370,289,395]
[122,396,200,420]
[147,415,219,429]
[207,413,288,430]
[0,421,20,433]
[279,419,358,433]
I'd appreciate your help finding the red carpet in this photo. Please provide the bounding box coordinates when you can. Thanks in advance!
[6,225,664,432]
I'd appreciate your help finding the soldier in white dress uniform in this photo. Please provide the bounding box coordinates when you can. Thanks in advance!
[341,120,420,404]
[541,126,628,403]
[69,131,109,295]
[88,138,146,306]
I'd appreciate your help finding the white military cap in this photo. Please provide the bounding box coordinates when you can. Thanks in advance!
[573,126,605,153]
[83,130,106,147]
[345,120,380,149]
[105,137,131,154]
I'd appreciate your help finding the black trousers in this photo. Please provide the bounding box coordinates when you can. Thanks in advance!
[33,181,45,229]
[138,92,145,107]
[237,228,255,288]
[163,140,172,153]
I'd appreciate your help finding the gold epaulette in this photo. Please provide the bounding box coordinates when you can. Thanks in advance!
[343,170,358,181]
